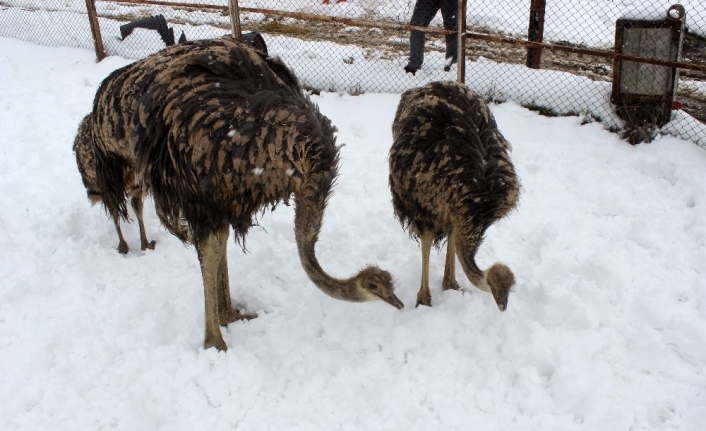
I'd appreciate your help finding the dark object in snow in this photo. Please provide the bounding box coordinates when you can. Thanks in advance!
[389,81,519,311]
[90,37,402,351]
[120,14,186,47]
[241,31,268,56]
[219,32,268,55]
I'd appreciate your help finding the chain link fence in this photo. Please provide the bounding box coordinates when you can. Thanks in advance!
[2,0,705,146]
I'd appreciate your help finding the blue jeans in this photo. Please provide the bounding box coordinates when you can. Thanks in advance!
[408,0,458,69]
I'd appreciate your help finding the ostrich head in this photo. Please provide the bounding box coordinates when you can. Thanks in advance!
[73,115,103,205]
[354,266,404,309]
[486,263,514,311]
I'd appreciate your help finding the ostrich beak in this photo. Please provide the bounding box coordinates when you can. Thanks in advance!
[380,292,404,310]
[491,289,508,312]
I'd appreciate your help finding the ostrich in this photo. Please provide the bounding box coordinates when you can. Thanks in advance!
[389,81,519,310]
[92,37,403,351]
[73,114,155,253]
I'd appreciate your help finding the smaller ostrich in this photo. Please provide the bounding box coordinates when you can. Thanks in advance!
[389,81,519,310]
[73,114,155,254]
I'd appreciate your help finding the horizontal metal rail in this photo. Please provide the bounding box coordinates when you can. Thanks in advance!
[465,31,706,73]
[103,0,451,35]
[102,0,706,74]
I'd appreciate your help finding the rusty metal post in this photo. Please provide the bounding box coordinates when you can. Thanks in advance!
[85,0,106,61]
[526,0,545,69]
[456,0,467,84]
[228,0,243,41]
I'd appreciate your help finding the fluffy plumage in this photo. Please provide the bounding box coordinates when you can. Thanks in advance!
[73,114,154,253]
[90,37,402,351]
[389,81,519,310]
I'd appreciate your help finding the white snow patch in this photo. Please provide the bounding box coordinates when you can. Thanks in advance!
[2,34,706,431]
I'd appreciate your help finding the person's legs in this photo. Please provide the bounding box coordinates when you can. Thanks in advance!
[406,0,441,72]
[440,0,458,67]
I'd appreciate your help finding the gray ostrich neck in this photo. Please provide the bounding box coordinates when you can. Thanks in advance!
[294,202,361,302]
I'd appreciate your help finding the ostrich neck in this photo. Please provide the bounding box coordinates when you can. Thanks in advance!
[296,241,364,302]
[455,238,490,292]
[294,199,363,302]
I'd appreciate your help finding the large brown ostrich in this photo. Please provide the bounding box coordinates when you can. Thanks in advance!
[92,37,403,351]
[389,81,519,310]
[73,114,155,253]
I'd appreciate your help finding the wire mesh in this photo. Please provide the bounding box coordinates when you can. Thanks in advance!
[1,0,705,145]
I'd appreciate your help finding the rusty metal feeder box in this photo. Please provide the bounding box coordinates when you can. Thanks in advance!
[611,4,686,127]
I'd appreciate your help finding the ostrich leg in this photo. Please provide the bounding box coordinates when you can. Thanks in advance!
[130,196,156,251]
[215,226,256,326]
[416,231,434,307]
[442,231,461,291]
[112,209,129,254]
[196,226,228,351]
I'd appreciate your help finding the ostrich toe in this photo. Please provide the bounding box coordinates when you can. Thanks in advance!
[219,308,257,326]
[416,290,431,308]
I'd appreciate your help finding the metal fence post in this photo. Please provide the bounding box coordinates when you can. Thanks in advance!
[228,0,243,41]
[526,0,545,69]
[456,0,467,83]
[85,0,106,61]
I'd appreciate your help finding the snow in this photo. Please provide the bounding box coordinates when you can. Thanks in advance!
[621,3,687,22]
[1,35,706,430]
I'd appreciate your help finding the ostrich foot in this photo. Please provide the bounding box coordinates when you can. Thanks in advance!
[219,307,257,326]
[141,240,156,251]
[416,291,431,308]
[118,240,129,254]
[204,333,228,351]
[442,279,461,291]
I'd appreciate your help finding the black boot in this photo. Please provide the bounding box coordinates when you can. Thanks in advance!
[443,56,457,72]
[404,63,419,75]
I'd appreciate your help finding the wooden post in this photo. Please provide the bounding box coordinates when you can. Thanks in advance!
[456,0,467,84]
[228,0,243,41]
[526,0,545,69]
[85,0,106,61]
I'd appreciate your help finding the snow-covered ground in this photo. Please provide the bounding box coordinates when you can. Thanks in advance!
[1,37,706,430]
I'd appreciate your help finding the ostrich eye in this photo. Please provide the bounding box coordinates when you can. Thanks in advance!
[368,283,378,291]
